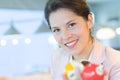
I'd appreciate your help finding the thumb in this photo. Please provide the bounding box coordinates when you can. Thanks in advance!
[62,74,68,80]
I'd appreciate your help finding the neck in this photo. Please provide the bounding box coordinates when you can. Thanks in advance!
[73,38,94,62]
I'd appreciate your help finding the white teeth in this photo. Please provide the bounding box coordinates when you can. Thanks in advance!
[66,41,76,47]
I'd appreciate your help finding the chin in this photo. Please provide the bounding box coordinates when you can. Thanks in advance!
[69,50,79,55]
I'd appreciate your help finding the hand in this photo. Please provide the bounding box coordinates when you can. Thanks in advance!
[62,74,68,80]
[63,67,81,80]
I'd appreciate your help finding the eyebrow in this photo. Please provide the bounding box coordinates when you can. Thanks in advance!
[51,27,58,30]
[51,19,75,30]
[66,20,75,25]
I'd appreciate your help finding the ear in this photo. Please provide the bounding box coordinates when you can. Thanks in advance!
[87,13,93,29]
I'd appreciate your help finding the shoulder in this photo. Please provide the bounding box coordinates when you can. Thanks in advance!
[105,46,120,63]
[94,40,120,65]
[93,40,120,79]
[104,47,120,79]
[95,40,120,62]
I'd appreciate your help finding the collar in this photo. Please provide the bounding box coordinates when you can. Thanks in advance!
[69,39,105,65]
[88,39,105,65]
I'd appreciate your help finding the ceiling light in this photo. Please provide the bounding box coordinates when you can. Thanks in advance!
[12,39,19,45]
[0,39,7,46]
[24,38,31,44]
[116,27,120,35]
[96,27,116,40]
[48,35,58,45]
[4,21,20,35]
[35,21,50,33]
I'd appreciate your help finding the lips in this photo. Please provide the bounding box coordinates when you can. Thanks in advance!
[65,39,78,48]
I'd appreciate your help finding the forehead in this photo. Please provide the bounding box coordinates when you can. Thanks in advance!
[49,8,78,27]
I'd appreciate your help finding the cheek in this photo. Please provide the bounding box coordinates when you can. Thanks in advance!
[73,28,82,37]
[54,35,62,44]
[74,27,89,40]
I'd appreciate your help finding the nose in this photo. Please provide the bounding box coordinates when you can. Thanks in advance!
[62,29,72,40]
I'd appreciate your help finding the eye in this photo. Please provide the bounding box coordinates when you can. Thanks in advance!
[68,23,76,29]
[52,29,60,33]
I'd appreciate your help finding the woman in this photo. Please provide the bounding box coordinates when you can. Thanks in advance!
[44,0,120,80]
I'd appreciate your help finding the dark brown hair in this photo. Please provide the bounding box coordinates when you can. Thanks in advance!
[44,0,90,29]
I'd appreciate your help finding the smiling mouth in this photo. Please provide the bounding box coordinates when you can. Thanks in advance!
[65,39,78,48]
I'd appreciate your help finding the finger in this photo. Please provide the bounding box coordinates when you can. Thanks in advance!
[62,74,68,80]
[74,67,82,79]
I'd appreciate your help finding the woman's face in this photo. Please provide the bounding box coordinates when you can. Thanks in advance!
[49,8,93,55]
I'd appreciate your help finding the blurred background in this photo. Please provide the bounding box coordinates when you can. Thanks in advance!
[0,0,119,80]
